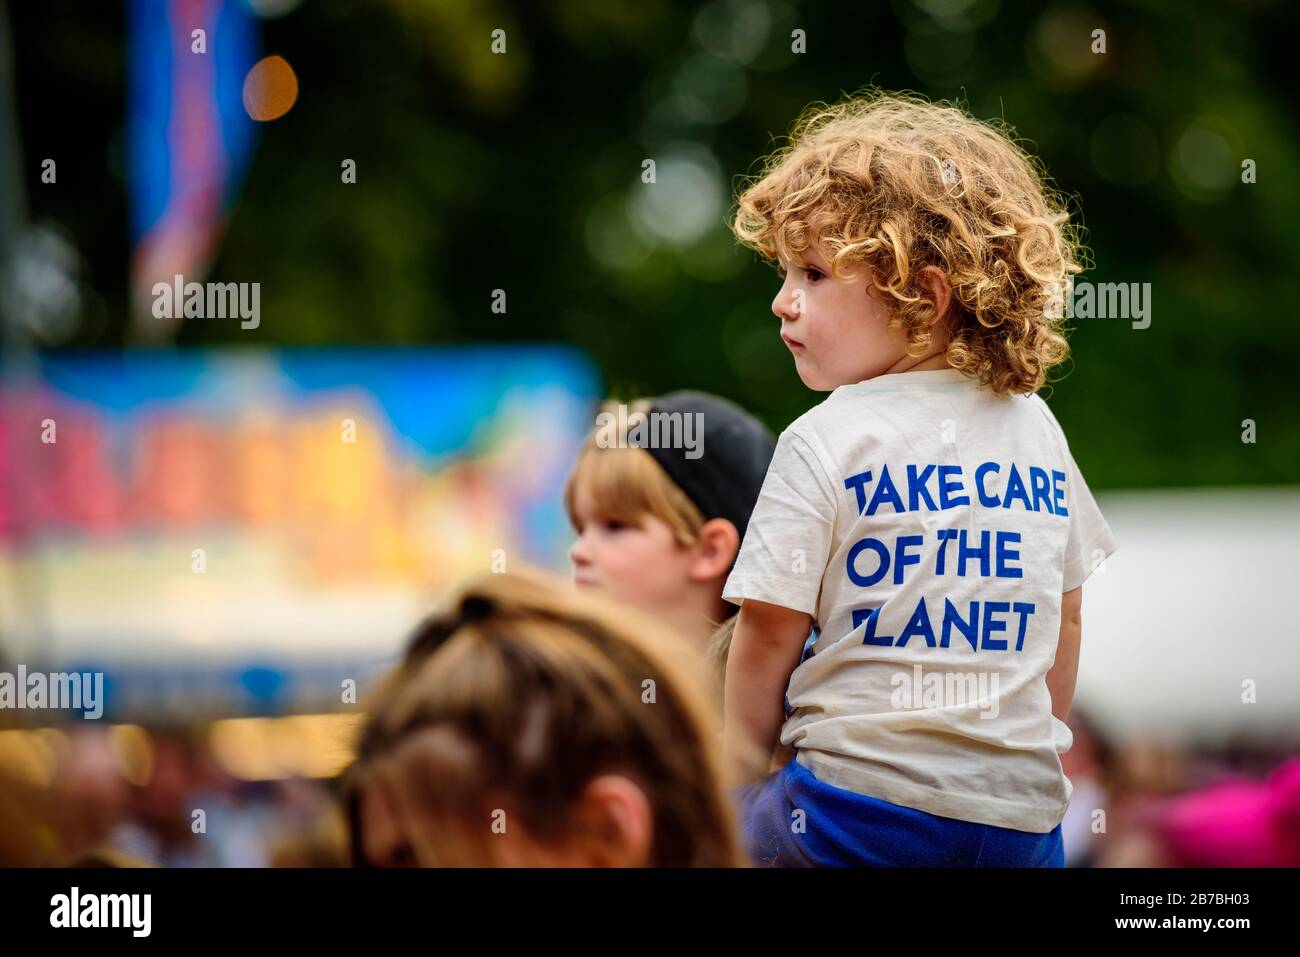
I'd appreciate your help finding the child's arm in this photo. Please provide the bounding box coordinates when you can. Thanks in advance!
[1046,586,1083,722]
[724,598,813,784]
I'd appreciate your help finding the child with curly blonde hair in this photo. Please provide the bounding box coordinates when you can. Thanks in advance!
[722,90,1117,866]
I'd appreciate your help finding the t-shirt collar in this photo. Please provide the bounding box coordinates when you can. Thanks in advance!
[835,368,972,393]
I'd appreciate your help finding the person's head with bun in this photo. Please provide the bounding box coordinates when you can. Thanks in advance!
[342,568,749,867]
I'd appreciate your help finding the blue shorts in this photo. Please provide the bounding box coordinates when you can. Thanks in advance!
[735,756,1064,867]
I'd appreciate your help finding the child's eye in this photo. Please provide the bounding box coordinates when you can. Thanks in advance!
[805,267,825,283]
[602,518,628,532]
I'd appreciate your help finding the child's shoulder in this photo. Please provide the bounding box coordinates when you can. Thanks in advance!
[777,390,860,449]
[784,377,1071,455]
[1022,390,1071,445]
[787,371,977,432]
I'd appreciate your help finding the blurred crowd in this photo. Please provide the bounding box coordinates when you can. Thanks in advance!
[0,723,346,867]
[3,703,1298,867]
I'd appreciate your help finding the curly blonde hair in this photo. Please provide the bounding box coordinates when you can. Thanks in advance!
[731,90,1085,395]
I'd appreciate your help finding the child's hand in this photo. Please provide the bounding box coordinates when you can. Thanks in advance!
[768,742,795,774]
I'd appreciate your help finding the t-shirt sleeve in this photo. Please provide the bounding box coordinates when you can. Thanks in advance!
[1060,447,1117,592]
[722,428,837,616]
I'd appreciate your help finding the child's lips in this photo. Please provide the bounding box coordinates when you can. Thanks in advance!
[781,332,805,351]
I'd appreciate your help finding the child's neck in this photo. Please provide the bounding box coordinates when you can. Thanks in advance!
[660,593,728,653]
[879,351,953,376]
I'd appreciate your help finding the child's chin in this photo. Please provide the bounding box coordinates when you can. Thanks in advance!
[796,367,836,392]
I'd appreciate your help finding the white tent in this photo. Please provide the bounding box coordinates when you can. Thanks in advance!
[1076,487,1300,744]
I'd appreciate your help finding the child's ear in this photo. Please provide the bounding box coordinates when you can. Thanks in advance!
[689,518,741,582]
[917,264,953,326]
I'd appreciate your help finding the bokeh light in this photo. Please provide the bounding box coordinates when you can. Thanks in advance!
[1028,4,1106,90]
[1170,117,1238,203]
[627,144,725,247]
[692,0,772,64]
[1090,114,1160,188]
[242,55,299,122]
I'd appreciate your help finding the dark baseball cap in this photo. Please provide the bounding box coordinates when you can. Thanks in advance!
[640,391,776,543]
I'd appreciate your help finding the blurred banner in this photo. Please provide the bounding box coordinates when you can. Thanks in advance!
[129,0,259,336]
[0,346,599,722]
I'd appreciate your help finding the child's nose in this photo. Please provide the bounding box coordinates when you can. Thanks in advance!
[772,284,800,323]
[569,531,592,567]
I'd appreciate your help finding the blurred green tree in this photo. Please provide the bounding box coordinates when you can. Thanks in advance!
[9,0,1298,488]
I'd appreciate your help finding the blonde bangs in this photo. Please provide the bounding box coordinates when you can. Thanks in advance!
[564,438,704,547]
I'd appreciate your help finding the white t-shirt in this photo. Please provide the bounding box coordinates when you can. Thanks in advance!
[723,368,1117,833]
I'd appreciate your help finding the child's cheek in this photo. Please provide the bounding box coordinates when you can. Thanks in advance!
[613,533,649,572]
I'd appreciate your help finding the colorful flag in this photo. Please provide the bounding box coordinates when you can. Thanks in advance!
[128,0,258,338]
